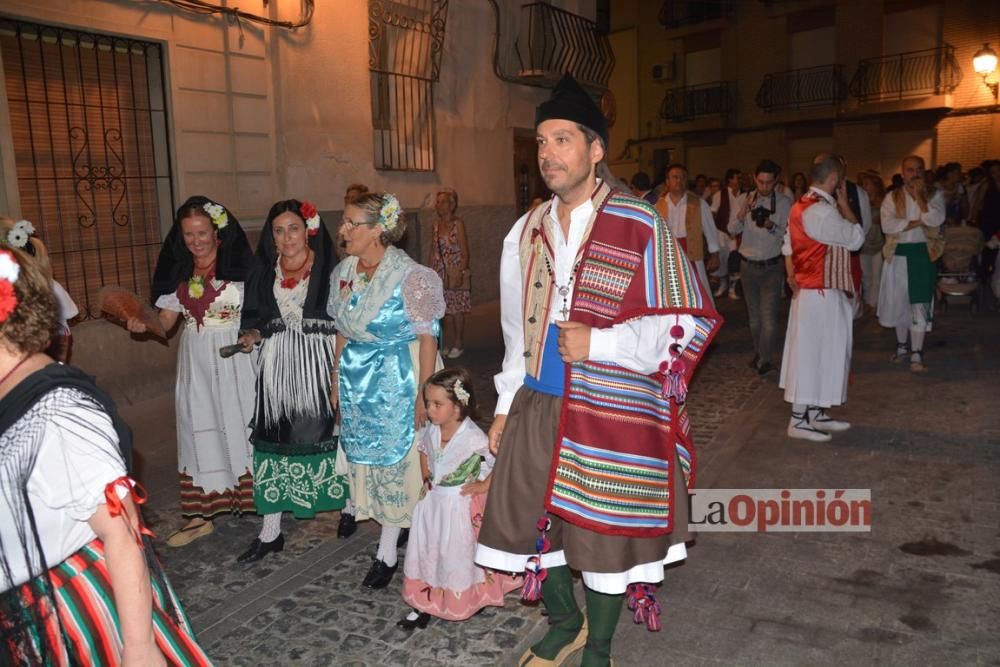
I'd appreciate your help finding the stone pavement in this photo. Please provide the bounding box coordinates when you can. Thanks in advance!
[123,295,1000,666]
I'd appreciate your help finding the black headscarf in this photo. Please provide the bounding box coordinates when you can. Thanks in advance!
[536,73,609,148]
[240,199,337,337]
[149,195,254,303]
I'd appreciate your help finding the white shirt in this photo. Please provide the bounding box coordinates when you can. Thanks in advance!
[880,188,946,243]
[782,188,866,255]
[494,193,699,415]
[0,389,127,590]
[730,189,792,260]
[663,192,720,254]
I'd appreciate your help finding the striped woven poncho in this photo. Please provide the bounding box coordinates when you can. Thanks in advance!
[529,185,723,537]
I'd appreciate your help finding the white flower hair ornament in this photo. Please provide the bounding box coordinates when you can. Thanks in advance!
[6,219,36,249]
[202,202,229,230]
[453,379,470,406]
[378,194,402,232]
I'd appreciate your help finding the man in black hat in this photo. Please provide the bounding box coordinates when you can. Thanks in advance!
[476,74,722,666]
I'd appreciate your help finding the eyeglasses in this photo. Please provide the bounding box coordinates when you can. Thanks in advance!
[341,217,374,230]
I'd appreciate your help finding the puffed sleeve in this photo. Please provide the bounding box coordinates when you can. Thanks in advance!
[468,424,495,479]
[30,394,127,522]
[154,291,183,313]
[402,265,445,335]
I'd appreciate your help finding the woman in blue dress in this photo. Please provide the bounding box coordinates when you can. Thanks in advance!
[328,192,444,589]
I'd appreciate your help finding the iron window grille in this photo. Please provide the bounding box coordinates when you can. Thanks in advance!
[0,18,174,318]
[848,45,962,103]
[755,64,847,111]
[368,0,448,172]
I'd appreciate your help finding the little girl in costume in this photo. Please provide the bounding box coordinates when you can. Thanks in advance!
[398,368,520,629]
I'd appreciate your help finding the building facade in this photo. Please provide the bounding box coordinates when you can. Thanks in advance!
[0,0,606,399]
[607,0,1000,185]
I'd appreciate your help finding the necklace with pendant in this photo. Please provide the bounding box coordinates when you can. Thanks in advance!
[542,253,581,320]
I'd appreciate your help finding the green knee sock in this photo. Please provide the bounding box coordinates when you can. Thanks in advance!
[531,566,584,660]
[580,587,624,667]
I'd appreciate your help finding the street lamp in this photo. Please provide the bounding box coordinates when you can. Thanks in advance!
[973,43,998,101]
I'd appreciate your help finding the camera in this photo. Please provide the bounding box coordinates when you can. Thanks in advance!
[750,206,771,227]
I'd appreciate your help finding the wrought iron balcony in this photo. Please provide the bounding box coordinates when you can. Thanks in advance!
[659,82,734,122]
[755,65,847,111]
[514,2,615,90]
[658,0,735,29]
[849,45,962,103]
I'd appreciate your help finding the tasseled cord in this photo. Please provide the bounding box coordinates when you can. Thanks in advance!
[626,583,663,632]
[659,321,688,404]
[521,515,552,601]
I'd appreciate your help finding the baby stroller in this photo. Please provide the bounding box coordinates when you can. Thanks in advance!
[937,222,983,313]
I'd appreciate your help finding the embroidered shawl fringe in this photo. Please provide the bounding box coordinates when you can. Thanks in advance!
[259,328,335,428]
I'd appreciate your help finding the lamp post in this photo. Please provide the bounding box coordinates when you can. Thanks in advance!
[973,43,998,101]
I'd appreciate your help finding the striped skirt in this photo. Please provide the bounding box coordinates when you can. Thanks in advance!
[180,471,255,518]
[1,539,211,666]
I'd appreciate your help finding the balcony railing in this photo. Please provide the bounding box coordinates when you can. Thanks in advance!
[658,0,735,29]
[755,65,847,111]
[659,81,734,122]
[514,2,615,90]
[848,45,962,103]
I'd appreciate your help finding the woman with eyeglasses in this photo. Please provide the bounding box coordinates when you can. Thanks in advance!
[328,192,444,589]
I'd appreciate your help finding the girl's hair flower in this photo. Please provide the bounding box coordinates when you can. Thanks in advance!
[453,379,470,406]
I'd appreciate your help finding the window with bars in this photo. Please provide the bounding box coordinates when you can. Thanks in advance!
[0,18,173,318]
[368,0,448,172]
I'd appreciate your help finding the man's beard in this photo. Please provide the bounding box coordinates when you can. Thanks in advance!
[543,163,590,198]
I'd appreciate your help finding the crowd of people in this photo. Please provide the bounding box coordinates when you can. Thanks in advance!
[629,154,1000,441]
[2,66,998,665]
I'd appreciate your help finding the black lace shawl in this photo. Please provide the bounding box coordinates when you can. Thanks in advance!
[240,199,338,337]
[150,195,254,303]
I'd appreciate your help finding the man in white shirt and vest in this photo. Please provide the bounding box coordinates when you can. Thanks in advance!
[877,155,945,373]
[781,153,865,442]
[657,164,721,305]
[476,74,721,667]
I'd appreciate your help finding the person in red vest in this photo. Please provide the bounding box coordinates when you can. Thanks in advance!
[780,153,865,442]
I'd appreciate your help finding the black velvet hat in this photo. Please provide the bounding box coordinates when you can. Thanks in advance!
[535,73,608,148]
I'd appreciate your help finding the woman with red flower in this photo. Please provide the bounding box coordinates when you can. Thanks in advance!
[0,248,211,665]
[235,199,347,563]
[127,196,256,549]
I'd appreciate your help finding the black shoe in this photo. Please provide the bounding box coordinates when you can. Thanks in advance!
[237,534,284,563]
[748,354,760,370]
[362,559,398,589]
[396,528,409,548]
[757,361,776,376]
[338,512,357,539]
[396,611,431,630]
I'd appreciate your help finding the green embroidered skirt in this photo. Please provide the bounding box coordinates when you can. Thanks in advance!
[251,414,348,518]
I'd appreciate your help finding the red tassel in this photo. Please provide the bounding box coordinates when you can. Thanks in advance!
[626,583,663,633]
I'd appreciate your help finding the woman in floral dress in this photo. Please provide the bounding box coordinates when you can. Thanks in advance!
[129,195,256,547]
[428,188,470,358]
[236,199,348,563]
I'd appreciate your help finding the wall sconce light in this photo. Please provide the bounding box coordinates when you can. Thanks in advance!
[973,43,998,101]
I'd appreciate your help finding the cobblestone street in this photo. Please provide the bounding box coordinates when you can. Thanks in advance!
[127,295,1000,666]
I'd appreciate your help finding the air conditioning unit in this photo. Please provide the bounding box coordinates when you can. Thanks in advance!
[652,60,676,82]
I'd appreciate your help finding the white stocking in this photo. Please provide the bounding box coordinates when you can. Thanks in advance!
[259,512,282,543]
[376,526,401,566]
[342,499,355,516]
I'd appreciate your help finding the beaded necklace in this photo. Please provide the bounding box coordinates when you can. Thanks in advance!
[541,252,581,320]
